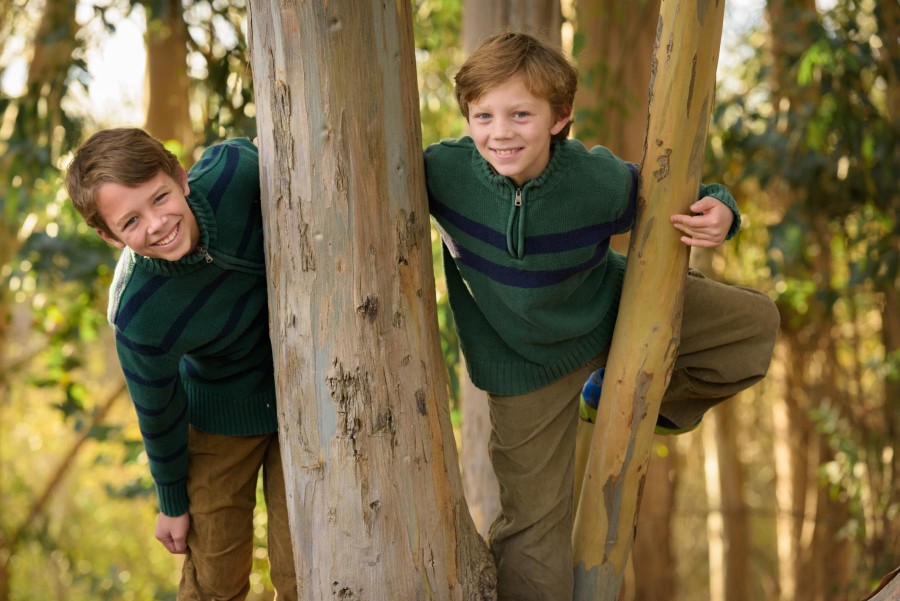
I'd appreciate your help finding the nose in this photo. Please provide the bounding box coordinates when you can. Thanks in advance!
[491,117,512,139]
[147,211,168,234]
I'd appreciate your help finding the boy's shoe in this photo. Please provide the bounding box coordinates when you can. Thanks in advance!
[653,414,702,436]
[579,367,702,436]
[579,367,605,423]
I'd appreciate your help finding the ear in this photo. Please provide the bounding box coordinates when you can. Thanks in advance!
[95,228,126,249]
[550,106,572,136]
[177,165,190,195]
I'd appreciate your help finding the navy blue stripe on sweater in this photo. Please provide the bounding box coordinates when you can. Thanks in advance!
[196,144,224,171]
[116,331,167,357]
[445,236,611,288]
[147,443,188,464]
[430,199,507,251]
[206,145,240,211]
[140,402,188,440]
[186,284,258,356]
[123,366,174,389]
[116,276,167,331]
[155,475,186,487]
[130,388,175,418]
[235,206,259,257]
[160,271,231,349]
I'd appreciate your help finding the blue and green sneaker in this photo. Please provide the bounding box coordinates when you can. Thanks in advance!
[578,367,702,436]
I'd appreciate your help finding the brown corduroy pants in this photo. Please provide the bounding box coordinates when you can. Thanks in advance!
[486,271,780,600]
[177,429,297,601]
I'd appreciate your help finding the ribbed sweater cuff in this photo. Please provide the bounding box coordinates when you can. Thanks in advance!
[157,480,189,517]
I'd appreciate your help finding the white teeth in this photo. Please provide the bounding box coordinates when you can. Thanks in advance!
[494,148,519,156]
[155,224,178,246]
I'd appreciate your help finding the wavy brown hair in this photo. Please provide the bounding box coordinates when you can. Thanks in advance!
[454,31,578,142]
[65,128,182,237]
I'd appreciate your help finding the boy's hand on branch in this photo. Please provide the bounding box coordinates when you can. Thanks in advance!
[670,196,734,248]
[156,512,190,554]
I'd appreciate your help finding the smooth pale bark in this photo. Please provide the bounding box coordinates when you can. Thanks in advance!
[458,0,561,537]
[571,2,726,598]
[247,2,495,599]
[143,0,194,152]
[573,5,679,596]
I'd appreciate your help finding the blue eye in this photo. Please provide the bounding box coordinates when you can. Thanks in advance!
[514,111,530,119]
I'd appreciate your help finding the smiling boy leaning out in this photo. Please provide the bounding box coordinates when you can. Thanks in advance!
[65,129,297,599]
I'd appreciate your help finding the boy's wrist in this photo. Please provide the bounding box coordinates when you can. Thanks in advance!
[157,480,190,517]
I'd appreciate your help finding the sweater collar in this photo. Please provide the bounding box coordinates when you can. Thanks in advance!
[468,136,573,196]
[132,189,218,276]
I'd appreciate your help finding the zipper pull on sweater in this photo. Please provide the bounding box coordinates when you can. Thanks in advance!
[197,246,213,263]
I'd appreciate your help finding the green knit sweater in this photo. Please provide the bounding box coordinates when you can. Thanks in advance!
[424,136,739,396]
[108,138,277,516]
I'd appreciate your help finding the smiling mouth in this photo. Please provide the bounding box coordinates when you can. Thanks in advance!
[492,148,522,156]
[153,222,180,246]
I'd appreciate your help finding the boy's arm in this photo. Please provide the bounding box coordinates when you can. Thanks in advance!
[115,337,191,517]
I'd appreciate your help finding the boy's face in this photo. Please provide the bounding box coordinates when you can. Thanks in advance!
[94,167,200,261]
[467,75,570,186]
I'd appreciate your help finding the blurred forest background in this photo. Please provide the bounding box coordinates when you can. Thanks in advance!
[0,0,896,599]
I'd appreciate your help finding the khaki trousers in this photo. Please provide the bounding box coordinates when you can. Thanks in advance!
[486,272,779,600]
[178,429,298,600]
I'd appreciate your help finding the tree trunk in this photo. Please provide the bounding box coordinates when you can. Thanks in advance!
[702,416,725,601]
[574,5,678,595]
[571,2,726,598]
[458,0,561,539]
[572,0,660,162]
[459,353,499,536]
[462,0,562,51]
[714,403,751,601]
[247,2,496,598]
[143,0,194,152]
[631,442,677,601]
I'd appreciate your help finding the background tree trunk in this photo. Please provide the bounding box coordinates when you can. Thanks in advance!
[572,0,659,163]
[571,2,726,598]
[248,2,495,598]
[143,0,194,150]
[462,0,562,51]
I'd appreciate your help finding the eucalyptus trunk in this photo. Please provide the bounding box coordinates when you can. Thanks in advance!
[247,1,495,598]
[571,1,726,598]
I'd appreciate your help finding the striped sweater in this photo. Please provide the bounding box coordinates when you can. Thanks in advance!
[424,136,739,396]
[108,138,277,517]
